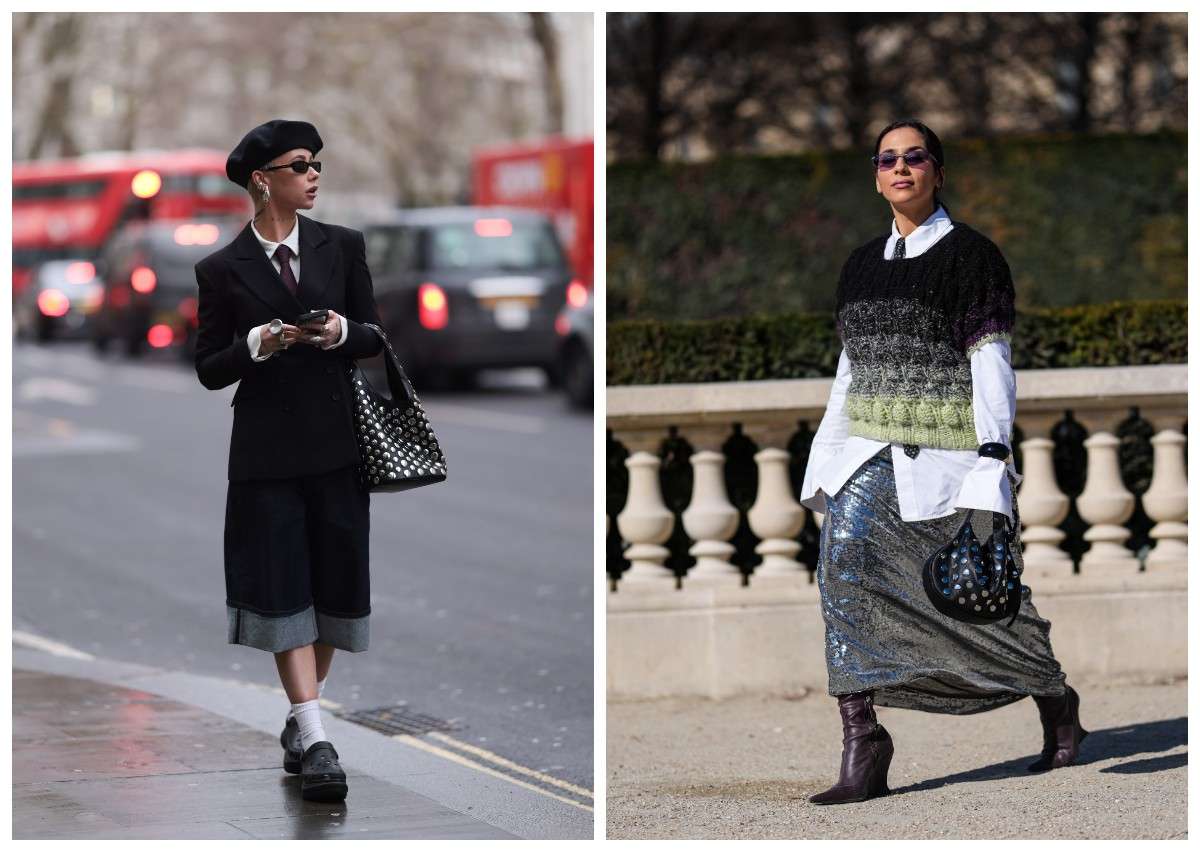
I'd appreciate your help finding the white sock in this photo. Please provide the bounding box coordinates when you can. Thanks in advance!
[286,680,327,729]
[291,699,327,751]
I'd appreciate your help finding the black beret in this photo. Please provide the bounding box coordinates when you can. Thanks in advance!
[226,119,323,187]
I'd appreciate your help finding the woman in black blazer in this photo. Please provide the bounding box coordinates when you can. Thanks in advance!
[194,119,383,803]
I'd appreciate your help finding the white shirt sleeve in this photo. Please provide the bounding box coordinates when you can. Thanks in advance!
[954,340,1020,519]
[800,349,853,514]
[247,325,272,362]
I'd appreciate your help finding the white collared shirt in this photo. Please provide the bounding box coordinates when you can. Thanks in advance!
[245,218,348,360]
[799,207,1020,522]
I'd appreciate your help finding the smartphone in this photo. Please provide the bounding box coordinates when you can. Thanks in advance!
[296,310,328,325]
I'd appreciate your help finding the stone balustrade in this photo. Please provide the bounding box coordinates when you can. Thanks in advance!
[606,364,1187,699]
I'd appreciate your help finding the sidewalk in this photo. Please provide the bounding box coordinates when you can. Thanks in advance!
[12,648,592,840]
[606,676,1188,840]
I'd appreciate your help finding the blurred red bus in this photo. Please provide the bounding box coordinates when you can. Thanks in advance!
[471,137,593,286]
[12,149,251,299]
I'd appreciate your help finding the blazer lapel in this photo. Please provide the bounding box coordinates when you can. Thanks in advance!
[227,222,299,319]
[295,216,333,310]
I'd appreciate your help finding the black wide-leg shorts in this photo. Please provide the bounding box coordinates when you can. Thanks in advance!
[224,465,370,653]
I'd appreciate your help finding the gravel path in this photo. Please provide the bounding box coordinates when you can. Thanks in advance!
[606,678,1187,840]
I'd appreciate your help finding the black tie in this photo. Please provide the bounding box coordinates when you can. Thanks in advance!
[893,236,906,260]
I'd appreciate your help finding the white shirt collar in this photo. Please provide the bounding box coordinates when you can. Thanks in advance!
[885,205,954,260]
[251,217,301,260]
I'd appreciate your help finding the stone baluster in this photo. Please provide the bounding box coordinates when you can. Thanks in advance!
[1075,427,1138,573]
[614,431,676,588]
[746,426,806,576]
[680,427,741,584]
[1141,429,1188,570]
[1016,435,1073,575]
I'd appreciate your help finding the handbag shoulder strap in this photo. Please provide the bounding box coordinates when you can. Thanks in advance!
[363,323,418,406]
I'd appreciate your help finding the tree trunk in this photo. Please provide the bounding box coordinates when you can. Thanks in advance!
[529,12,565,134]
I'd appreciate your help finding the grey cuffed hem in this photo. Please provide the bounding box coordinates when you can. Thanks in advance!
[315,609,370,652]
[227,605,369,653]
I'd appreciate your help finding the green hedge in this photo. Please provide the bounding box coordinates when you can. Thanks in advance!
[607,301,1187,385]
[607,131,1186,322]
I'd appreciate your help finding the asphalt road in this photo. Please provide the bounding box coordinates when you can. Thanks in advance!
[11,340,595,803]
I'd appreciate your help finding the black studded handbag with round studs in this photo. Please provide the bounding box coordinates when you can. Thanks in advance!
[346,324,447,492]
[922,507,1026,626]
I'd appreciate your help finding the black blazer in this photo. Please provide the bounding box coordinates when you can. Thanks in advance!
[195,217,384,481]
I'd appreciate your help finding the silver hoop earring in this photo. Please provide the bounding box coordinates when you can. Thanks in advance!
[259,184,270,203]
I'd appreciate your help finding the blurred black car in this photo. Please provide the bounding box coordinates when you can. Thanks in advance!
[92,218,241,359]
[555,285,593,409]
[364,207,581,387]
[15,259,106,343]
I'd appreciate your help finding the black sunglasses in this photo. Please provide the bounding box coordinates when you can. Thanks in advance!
[261,160,321,174]
[870,150,938,171]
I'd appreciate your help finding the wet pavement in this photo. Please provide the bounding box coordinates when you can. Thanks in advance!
[12,649,593,840]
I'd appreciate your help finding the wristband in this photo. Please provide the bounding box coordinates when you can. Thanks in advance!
[978,442,1011,461]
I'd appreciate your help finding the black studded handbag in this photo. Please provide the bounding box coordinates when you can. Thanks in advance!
[346,323,447,492]
[922,505,1026,626]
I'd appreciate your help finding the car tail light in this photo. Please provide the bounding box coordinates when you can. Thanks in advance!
[38,289,70,317]
[175,223,220,246]
[65,261,97,285]
[131,266,157,294]
[147,324,174,348]
[566,279,589,309]
[555,314,570,337]
[418,283,449,330]
[474,218,513,238]
[131,170,162,199]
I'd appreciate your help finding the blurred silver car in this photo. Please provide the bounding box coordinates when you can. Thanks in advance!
[15,259,106,343]
[556,285,593,409]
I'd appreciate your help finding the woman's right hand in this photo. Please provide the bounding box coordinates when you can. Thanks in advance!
[258,322,304,355]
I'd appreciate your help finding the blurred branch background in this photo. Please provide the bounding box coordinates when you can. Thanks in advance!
[606,12,1186,161]
[13,12,594,216]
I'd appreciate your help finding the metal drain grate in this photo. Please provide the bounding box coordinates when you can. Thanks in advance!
[336,706,463,736]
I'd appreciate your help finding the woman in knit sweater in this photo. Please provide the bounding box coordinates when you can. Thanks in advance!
[799,119,1086,805]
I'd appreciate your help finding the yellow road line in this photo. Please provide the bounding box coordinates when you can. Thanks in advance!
[425,731,593,799]
[393,734,593,812]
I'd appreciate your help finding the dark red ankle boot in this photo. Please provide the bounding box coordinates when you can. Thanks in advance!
[809,691,894,805]
[1028,684,1088,772]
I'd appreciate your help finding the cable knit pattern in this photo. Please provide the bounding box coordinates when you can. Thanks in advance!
[836,224,1015,450]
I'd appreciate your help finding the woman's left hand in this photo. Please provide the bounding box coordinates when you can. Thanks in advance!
[299,311,343,349]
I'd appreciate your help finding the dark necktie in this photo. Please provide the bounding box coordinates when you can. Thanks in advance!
[274,244,298,296]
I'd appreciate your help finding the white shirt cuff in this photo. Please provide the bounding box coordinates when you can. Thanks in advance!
[953,456,1020,520]
[248,325,272,362]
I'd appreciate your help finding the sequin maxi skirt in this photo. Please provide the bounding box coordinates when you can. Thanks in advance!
[818,450,1066,714]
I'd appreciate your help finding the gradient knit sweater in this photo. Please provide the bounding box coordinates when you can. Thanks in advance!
[835,223,1015,450]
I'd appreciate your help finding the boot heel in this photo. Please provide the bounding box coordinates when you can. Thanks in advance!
[865,747,893,798]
